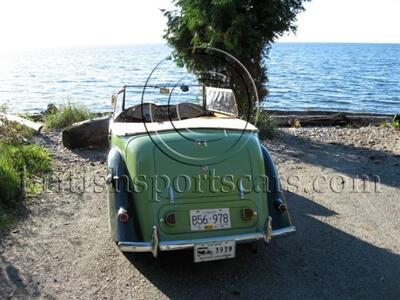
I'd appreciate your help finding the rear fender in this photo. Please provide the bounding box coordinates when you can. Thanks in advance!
[261,145,293,231]
[107,148,140,242]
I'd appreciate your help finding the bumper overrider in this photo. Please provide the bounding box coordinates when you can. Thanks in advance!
[118,217,296,257]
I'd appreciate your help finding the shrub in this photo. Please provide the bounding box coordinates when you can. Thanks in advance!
[0,154,19,206]
[0,119,34,145]
[1,108,52,228]
[0,144,51,204]
[4,144,52,176]
[0,143,52,230]
[254,111,276,140]
[0,116,52,209]
[381,121,400,130]
[43,103,92,129]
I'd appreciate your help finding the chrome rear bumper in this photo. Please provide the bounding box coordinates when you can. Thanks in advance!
[118,225,296,257]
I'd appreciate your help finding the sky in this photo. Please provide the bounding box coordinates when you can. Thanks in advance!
[280,0,400,43]
[0,0,399,51]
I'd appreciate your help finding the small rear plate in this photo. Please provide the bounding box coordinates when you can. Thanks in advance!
[194,240,236,263]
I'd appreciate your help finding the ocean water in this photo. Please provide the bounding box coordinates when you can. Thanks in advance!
[268,43,400,114]
[0,43,399,114]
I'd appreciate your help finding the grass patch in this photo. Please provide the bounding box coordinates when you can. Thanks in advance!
[254,111,276,140]
[382,115,400,130]
[43,103,93,129]
[0,115,52,229]
[0,154,19,206]
[381,121,400,130]
[0,143,51,205]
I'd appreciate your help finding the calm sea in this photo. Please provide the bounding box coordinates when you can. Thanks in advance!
[0,43,399,114]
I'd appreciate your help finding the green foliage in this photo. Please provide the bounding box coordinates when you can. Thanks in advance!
[0,119,34,145]
[0,108,52,229]
[391,114,400,129]
[43,103,92,129]
[4,144,52,176]
[0,144,51,206]
[163,0,309,114]
[255,111,276,140]
[0,119,51,209]
[0,153,19,206]
[381,121,400,129]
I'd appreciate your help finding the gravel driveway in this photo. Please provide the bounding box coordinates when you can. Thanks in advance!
[1,127,399,299]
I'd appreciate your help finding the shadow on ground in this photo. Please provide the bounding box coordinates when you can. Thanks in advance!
[0,202,44,299]
[125,192,400,299]
[70,147,108,162]
[0,240,41,298]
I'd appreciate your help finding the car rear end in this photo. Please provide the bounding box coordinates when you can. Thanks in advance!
[116,129,274,262]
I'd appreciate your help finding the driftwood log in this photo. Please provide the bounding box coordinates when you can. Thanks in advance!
[0,113,44,133]
[268,111,394,128]
[62,117,110,149]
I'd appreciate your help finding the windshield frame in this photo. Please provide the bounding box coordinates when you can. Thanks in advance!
[113,84,239,119]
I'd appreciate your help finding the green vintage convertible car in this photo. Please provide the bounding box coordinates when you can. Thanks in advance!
[107,84,295,262]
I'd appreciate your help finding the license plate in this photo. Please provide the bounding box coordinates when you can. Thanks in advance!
[189,208,231,231]
[194,240,236,262]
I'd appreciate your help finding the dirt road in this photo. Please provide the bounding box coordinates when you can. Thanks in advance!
[1,127,399,299]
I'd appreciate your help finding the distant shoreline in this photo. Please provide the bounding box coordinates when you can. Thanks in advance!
[1,41,399,53]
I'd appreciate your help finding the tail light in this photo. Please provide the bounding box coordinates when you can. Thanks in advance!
[165,212,176,225]
[241,208,254,221]
[118,208,129,223]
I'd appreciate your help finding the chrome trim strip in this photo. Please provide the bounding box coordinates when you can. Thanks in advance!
[159,233,265,251]
[271,226,296,238]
